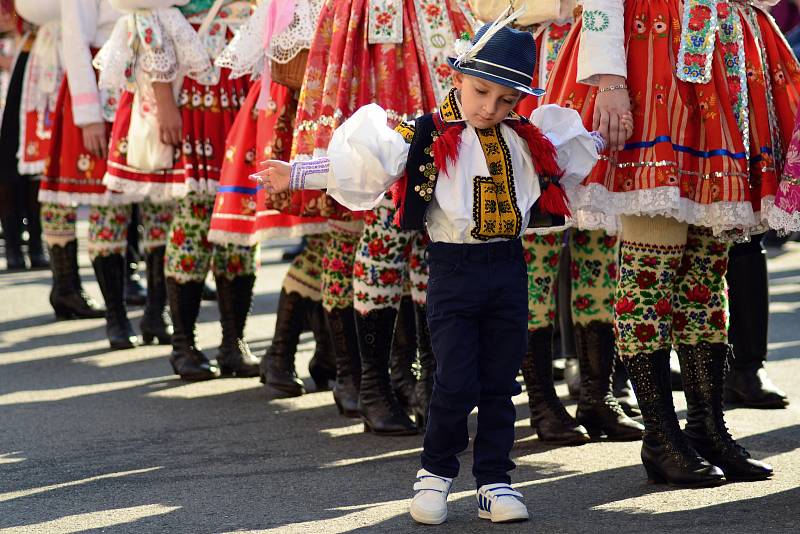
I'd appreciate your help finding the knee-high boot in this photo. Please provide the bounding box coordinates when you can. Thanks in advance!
[216,274,260,377]
[92,253,140,350]
[307,300,336,391]
[260,289,308,397]
[1,197,25,270]
[574,321,643,440]
[326,306,362,418]
[412,302,435,432]
[47,240,105,319]
[624,350,724,487]
[167,278,219,380]
[389,296,418,410]
[677,343,773,481]
[23,179,48,269]
[522,326,590,445]
[356,307,417,435]
[140,246,172,344]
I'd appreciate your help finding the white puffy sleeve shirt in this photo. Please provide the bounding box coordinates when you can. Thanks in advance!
[15,0,60,25]
[303,104,598,244]
[60,0,122,125]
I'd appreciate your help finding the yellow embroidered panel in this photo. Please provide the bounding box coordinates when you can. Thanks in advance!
[394,121,416,144]
[471,126,522,241]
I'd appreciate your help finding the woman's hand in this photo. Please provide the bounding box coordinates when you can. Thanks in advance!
[152,82,182,146]
[593,74,632,152]
[81,122,109,159]
[251,160,292,193]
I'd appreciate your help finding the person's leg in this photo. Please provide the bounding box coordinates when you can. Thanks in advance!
[88,203,140,349]
[617,215,723,487]
[570,229,642,440]
[124,204,147,306]
[409,232,434,430]
[323,220,364,417]
[673,226,773,481]
[139,200,174,345]
[724,235,788,407]
[353,202,416,435]
[165,193,218,380]
[0,179,25,270]
[41,203,104,319]
[212,234,261,378]
[22,178,48,268]
[520,232,588,444]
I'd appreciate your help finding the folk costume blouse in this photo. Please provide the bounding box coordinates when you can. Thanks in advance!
[298,90,599,244]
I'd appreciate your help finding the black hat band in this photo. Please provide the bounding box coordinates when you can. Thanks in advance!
[456,57,533,87]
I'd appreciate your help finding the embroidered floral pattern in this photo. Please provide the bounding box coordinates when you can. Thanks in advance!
[87,202,174,259]
[582,10,610,33]
[569,230,618,325]
[41,203,78,247]
[368,0,403,44]
[322,224,362,311]
[471,126,522,241]
[166,193,258,282]
[353,199,429,313]
[283,234,326,301]
[523,232,561,330]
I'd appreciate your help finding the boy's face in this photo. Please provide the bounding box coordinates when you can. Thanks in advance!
[452,72,522,130]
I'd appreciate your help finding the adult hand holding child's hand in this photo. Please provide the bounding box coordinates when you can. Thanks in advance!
[251,160,292,193]
[593,74,632,152]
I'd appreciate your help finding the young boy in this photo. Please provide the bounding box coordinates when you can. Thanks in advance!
[255,17,601,525]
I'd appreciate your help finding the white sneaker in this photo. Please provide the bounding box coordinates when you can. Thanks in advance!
[476,483,529,523]
[409,469,452,525]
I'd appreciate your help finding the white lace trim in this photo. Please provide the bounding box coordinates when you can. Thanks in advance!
[567,183,774,237]
[208,221,329,246]
[766,203,800,233]
[103,173,220,202]
[216,0,322,79]
[17,159,45,176]
[37,188,140,207]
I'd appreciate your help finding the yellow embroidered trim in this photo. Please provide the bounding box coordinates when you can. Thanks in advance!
[394,121,416,143]
[437,88,521,124]
[471,126,522,241]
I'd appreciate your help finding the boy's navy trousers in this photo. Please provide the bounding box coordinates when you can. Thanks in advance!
[421,239,528,488]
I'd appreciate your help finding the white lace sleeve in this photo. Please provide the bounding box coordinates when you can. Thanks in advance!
[93,15,132,91]
[215,0,268,79]
[268,0,322,64]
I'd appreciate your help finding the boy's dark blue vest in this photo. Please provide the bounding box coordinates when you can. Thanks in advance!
[392,113,566,232]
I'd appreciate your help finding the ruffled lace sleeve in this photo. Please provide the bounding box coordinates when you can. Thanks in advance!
[94,7,211,90]
[530,104,599,189]
[268,0,322,64]
[215,0,269,78]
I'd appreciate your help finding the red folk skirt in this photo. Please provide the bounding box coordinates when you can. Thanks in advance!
[286,0,474,220]
[543,0,800,236]
[208,81,328,246]
[104,69,250,202]
[18,105,55,175]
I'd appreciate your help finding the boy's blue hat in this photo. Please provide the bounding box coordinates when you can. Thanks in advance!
[447,13,543,97]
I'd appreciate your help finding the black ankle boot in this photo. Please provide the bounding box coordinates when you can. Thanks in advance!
[326,306,362,418]
[140,246,172,345]
[216,274,260,378]
[613,356,641,417]
[389,297,418,411]
[725,240,788,408]
[260,289,307,397]
[575,322,644,441]
[677,343,773,481]
[48,241,105,320]
[625,350,724,487]
[522,326,590,445]
[167,278,219,381]
[412,302,435,432]
[307,300,336,391]
[356,308,417,435]
[92,253,140,350]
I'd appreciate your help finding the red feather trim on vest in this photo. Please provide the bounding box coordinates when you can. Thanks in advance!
[431,123,465,178]
[389,176,406,226]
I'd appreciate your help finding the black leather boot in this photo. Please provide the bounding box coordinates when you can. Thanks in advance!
[23,183,48,269]
[140,246,172,344]
[260,289,307,397]
[522,326,590,445]
[326,306,362,418]
[124,262,147,306]
[92,253,140,350]
[167,278,219,381]
[216,274,260,377]
[625,350,724,487]
[575,322,644,440]
[48,241,105,319]
[1,211,26,270]
[612,357,641,417]
[677,343,773,481]
[412,302,435,432]
[389,296,418,411]
[356,308,417,435]
[725,239,789,408]
[307,300,336,391]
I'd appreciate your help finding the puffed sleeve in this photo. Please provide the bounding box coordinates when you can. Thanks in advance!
[531,104,599,188]
[299,104,411,211]
[60,0,103,126]
[577,0,626,85]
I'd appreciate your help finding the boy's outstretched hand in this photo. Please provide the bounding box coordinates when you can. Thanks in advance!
[251,160,291,193]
